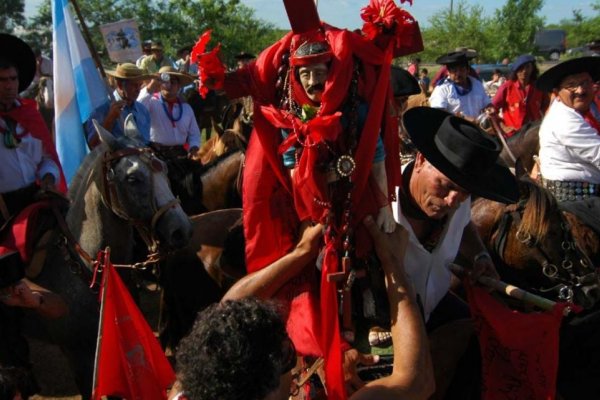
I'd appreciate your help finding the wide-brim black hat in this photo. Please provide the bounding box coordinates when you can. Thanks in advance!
[234,51,256,61]
[403,107,519,204]
[436,51,469,66]
[391,66,421,97]
[536,56,600,92]
[0,34,36,93]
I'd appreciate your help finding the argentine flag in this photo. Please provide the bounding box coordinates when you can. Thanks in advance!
[53,0,109,184]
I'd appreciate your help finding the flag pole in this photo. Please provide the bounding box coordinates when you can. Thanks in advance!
[92,247,111,397]
[68,0,107,79]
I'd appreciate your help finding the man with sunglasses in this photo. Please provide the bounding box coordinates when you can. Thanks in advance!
[537,56,600,234]
[85,63,151,148]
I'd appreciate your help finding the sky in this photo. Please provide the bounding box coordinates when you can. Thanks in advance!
[24,0,596,30]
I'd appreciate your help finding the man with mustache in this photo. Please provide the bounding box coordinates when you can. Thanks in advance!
[537,56,600,234]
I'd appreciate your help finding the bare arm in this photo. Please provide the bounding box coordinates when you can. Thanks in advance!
[1,279,69,319]
[351,217,434,400]
[222,222,322,301]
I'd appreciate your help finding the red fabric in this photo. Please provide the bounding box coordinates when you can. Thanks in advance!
[493,80,545,136]
[230,16,412,399]
[93,254,175,400]
[465,283,566,400]
[0,200,51,262]
[0,99,67,193]
[583,109,600,135]
[192,30,225,98]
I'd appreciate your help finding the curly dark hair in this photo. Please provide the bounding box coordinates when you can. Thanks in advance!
[176,298,289,400]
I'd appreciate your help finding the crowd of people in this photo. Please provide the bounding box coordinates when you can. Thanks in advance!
[2,0,600,398]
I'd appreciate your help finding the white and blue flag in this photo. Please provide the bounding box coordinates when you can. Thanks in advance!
[53,0,109,184]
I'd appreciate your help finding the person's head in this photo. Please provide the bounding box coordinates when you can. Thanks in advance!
[501,57,510,65]
[151,41,164,61]
[157,66,194,101]
[390,66,421,115]
[106,63,148,105]
[290,39,332,104]
[536,57,600,113]
[509,54,538,83]
[176,298,295,400]
[491,69,503,82]
[0,34,36,109]
[235,52,256,69]
[437,51,470,86]
[142,40,152,55]
[177,46,191,61]
[420,68,428,77]
[403,107,519,218]
[411,57,421,66]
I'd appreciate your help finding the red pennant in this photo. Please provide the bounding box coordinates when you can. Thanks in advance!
[465,283,566,400]
[93,254,175,400]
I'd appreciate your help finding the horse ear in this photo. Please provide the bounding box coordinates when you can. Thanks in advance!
[123,114,144,142]
[93,119,118,150]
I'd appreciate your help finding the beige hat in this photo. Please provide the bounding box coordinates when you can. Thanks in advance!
[105,63,148,80]
[157,66,195,86]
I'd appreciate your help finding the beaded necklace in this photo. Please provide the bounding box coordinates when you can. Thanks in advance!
[160,95,182,127]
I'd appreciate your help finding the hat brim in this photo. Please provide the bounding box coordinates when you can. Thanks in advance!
[390,66,421,97]
[105,70,150,81]
[0,34,36,93]
[189,209,242,248]
[536,57,600,92]
[403,107,519,204]
[158,71,195,86]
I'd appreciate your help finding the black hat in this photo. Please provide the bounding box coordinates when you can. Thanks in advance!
[536,56,600,92]
[436,51,469,66]
[403,107,518,204]
[234,52,256,61]
[0,34,36,92]
[390,66,421,97]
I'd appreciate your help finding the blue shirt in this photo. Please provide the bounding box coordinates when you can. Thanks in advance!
[85,92,151,143]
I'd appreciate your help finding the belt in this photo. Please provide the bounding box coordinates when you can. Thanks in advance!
[542,178,599,201]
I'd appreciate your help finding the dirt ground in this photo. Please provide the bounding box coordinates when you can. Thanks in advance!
[28,283,162,399]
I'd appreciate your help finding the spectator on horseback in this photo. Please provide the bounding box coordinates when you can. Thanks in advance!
[186,215,433,400]
[138,41,175,74]
[429,51,491,121]
[0,33,69,397]
[537,56,600,234]
[85,63,151,149]
[392,106,519,397]
[138,66,201,159]
[491,55,549,137]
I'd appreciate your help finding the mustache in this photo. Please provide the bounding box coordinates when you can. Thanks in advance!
[307,84,325,94]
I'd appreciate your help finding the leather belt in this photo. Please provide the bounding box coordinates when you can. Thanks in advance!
[542,178,599,201]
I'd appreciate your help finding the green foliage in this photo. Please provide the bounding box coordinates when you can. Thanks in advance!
[549,3,600,49]
[0,0,26,33]
[22,0,52,53]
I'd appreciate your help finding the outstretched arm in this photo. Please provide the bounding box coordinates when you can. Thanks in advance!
[351,216,434,400]
[0,279,69,319]
[222,222,322,301]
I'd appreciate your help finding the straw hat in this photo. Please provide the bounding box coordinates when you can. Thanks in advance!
[157,66,195,86]
[105,63,149,80]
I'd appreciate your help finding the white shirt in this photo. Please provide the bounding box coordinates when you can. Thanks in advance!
[392,187,471,321]
[539,99,600,183]
[430,76,491,118]
[0,110,60,193]
[138,88,201,148]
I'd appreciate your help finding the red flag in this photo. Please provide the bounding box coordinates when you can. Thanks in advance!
[465,283,566,400]
[93,252,175,400]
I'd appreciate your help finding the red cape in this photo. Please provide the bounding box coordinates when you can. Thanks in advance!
[0,98,67,193]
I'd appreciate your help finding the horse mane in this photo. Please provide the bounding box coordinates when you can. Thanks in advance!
[516,177,558,244]
[201,149,241,174]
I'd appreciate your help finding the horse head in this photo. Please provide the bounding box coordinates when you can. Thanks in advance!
[474,177,600,309]
[92,116,193,251]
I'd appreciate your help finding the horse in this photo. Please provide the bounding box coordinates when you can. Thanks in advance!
[25,116,193,398]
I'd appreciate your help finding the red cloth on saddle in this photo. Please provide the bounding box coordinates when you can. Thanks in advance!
[0,200,52,263]
[492,80,546,137]
[220,17,411,398]
[465,283,566,400]
[93,253,175,400]
[0,98,67,193]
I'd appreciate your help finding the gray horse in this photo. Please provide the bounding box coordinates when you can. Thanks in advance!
[25,116,192,398]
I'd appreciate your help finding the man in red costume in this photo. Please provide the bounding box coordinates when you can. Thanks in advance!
[198,1,423,398]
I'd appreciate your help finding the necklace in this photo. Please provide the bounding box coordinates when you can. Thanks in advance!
[160,96,182,125]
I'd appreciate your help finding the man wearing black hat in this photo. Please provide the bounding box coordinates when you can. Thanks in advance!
[537,56,600,233]
[392,106,518,397]
[234,51,255,70]
[430,51,490,121]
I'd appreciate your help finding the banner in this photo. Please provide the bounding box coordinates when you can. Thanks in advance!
[93,252,175,400]
[52,0,109,184]
[99,19,143,63]
[466,283,566,400]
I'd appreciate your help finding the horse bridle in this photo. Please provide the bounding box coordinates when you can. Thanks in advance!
[493,202,597,303]
[100,147,181,253]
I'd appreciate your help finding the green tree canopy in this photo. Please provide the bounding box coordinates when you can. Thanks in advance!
[0,0,26,34]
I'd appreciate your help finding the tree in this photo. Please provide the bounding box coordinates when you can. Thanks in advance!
[0,0,26,33]
[23,0,53,54]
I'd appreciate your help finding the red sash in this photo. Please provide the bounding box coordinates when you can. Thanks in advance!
[583,109,600,135]
[503,81,544,134]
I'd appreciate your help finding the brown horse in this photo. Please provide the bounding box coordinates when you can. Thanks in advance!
[471,176,600,309]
